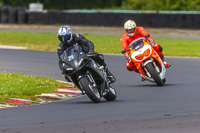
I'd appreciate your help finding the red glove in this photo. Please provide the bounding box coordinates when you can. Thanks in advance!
[125,53,131,62]
[149,39,156,46]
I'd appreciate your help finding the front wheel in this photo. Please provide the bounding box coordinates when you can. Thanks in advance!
[79,77,101,103]
[104,85,117,101]
[145,62,164,86]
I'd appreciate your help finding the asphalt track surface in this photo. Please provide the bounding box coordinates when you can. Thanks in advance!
[0,49,200,133]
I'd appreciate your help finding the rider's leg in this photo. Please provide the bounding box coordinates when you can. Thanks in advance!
[94,54,116,83]
[152,44,171,68]
[126,61,139,73]
[126,61,145,81]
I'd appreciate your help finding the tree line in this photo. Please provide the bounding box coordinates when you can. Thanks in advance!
[0,0,199,11]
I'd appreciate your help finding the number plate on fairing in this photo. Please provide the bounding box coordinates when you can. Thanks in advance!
[68,55,74,61]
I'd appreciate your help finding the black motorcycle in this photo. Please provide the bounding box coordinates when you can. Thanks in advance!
[60,45,117,103]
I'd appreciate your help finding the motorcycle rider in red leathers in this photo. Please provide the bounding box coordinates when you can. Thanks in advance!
[120,20,171,81]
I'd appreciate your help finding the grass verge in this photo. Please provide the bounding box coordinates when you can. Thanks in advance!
[0,72,71,104]
[0,31,199,57]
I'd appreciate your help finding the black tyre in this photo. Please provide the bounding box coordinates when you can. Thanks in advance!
[79,77,101,103]
[104,85,117,101]
[145,62,164,86]
[162,78,166,84]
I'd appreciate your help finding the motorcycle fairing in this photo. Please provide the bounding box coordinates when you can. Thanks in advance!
[131,45,152,62]
[85,60,107,96]
[60,45,89,75]
[132,43,166,82]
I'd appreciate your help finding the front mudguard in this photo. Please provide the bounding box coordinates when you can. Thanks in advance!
[139,57,166,81]
[79,60,107,97]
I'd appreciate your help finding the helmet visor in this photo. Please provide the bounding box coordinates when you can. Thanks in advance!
[58,33,72,44]
[126,28,135,34]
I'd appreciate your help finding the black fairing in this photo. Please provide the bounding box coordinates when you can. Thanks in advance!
[60,45,107,95]
[60,45,89,75]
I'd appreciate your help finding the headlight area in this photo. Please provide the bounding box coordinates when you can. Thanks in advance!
[135,48,151,60]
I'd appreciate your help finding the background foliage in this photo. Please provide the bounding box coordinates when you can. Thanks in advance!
[0,0,122,10]
[0,0,199,11]
[121,0,200,11]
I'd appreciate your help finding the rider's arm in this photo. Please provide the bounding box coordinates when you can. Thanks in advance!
[137,27,154,43]
[75,34,95,53]
[57,43,64,58]
[120,34,129,56]
[57,43,65,72]
[120,34,131,61]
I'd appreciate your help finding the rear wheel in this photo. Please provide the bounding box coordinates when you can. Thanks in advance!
[79,77,101,103]
[145,62,164,86]
[104,85,117,101]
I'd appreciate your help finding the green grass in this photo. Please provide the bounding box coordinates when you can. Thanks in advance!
[0,72,71,104]
[87,35,200,57]
[154,38,200,57]
[0,31,199,57]
[84,34,122,54]
[0,32,58,51]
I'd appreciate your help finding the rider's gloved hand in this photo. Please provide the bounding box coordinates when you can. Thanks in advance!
[125,53,131,62]
[87,51,96,57]
[149,39,156,47]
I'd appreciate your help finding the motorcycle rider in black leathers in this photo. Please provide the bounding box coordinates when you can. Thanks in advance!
[57,25,116,83]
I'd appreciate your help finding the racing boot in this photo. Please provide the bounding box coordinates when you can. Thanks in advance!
[105,66,116,83]
[164,61,171,68]
[141,76,145,81]
[160,56,171,68]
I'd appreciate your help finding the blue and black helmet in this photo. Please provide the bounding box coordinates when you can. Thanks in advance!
[57,25,73,44]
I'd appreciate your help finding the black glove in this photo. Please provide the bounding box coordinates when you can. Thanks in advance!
[87,51,96,56]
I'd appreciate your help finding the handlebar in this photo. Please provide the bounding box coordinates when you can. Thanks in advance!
[145,33,150,42]
[121,49,130,54]
[87,52,97,57]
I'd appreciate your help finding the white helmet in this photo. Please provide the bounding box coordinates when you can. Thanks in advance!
[124,20,136,36]
[58,25,73,44]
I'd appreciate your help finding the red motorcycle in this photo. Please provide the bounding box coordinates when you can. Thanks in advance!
[122,35,166,86]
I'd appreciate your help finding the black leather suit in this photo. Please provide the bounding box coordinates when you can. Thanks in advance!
[57,34,106,71]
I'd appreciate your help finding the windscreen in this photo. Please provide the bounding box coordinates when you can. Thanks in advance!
[61,45,82,61]
[129,38,145,51]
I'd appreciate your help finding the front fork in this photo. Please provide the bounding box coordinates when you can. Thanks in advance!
[86,71,97,88]
[77,71,106,97]
[143,59,153,77]
[136,58,155,77]
[139,57,163,78]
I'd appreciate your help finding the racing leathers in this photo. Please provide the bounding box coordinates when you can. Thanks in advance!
[57,33,116,83]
